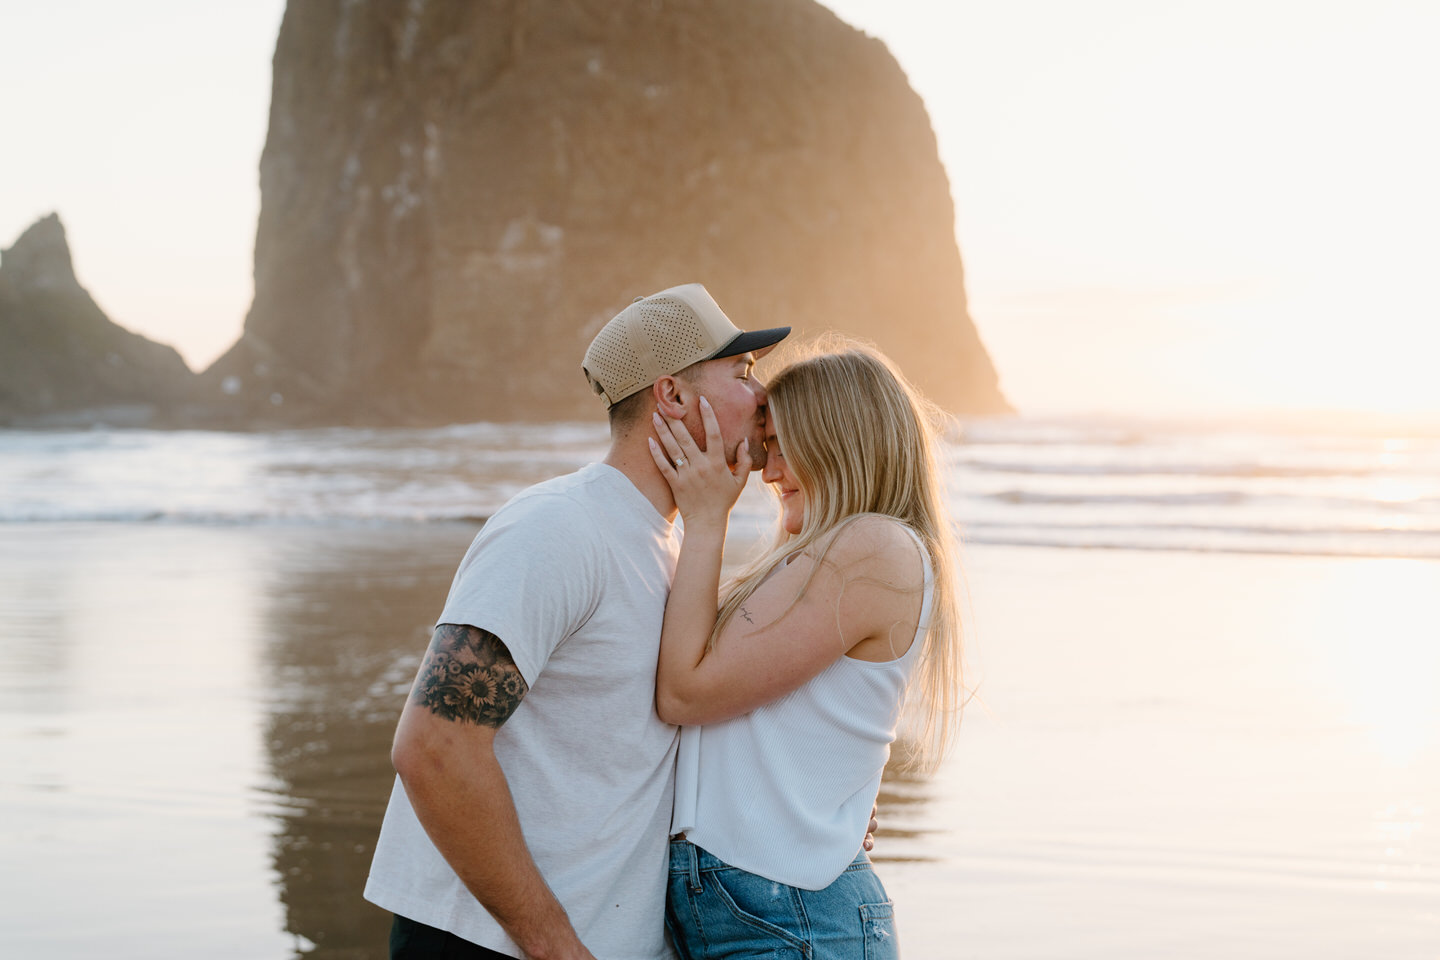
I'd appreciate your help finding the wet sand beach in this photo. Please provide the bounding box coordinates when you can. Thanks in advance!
[2,522,1437,958]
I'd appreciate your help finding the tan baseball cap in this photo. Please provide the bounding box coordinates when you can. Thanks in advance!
[582,283,790,408]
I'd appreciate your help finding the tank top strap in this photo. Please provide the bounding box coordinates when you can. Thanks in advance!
[895,523,934,661]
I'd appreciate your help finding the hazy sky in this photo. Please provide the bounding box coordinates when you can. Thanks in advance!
[3,1,1437,417]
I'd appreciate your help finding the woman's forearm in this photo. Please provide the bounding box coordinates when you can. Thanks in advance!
[655,519,727,722]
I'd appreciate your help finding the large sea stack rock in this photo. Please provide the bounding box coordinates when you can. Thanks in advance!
[0,214,195,425]
[204,0,1009,424]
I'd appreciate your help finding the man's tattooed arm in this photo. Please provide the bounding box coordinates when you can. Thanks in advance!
[394,626,588,958]
[410,623,529,727]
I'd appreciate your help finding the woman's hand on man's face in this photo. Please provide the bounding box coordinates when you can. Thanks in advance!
[648,397,749,529]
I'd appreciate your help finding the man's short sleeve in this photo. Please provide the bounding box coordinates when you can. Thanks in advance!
[435,492,602,685]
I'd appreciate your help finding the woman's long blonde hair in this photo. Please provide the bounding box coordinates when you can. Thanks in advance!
[713,342,965,771]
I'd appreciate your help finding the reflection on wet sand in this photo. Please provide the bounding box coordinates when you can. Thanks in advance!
[257,524,478,959]
[872,740,939,860]
[7,524,1437,957]
[256,524,936,957]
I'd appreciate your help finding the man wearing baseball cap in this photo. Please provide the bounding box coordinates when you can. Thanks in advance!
[365,284,789,959]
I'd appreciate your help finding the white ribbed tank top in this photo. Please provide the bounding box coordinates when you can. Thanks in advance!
[669,528,934,890]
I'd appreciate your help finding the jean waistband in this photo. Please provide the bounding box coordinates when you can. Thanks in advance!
[668,837,726,873]
[669,836,872,878]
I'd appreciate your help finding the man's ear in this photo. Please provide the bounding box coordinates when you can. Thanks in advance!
[653,375,690,421]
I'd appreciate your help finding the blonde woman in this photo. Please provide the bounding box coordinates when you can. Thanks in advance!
[646,346,963,959]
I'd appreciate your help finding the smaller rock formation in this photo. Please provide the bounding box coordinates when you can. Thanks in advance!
[0,214,196,426]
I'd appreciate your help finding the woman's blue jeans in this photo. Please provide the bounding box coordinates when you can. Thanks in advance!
[666,838,899,959]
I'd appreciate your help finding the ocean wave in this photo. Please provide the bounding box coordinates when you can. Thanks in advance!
[973,489,1440,515]
[979,490,1249,507]
[10,508,1440,559]
[962,521,1440,559]
[6,418,1440,560]
[0,508,493,527]
[957,459,1412,479]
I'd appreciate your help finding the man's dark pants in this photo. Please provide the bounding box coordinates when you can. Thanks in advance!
[390,914,515,960]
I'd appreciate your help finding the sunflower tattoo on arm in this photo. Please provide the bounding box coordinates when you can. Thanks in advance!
[411,623,529,726]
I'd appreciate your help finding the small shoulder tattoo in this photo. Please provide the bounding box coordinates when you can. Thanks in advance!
[738,605,755,624]
[410,624,529,727]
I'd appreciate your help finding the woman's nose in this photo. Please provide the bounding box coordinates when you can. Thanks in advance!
[761,448,782,483]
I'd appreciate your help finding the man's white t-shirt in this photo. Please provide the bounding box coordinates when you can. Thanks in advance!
[364,463,681,959]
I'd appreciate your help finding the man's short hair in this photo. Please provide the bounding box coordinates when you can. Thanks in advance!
[605,360,705,431]
[606,389,650,430]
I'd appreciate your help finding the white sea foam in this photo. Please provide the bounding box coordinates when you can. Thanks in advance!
[4,417,1440,558]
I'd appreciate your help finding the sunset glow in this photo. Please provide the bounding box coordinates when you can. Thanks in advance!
[1316,559,1440,764]
[827,0,1440,418]
[2,0,1437,418]
[6,6,1439,954]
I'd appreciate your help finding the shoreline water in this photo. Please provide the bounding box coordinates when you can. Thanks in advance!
[6,417,1440,561]
[2,522,1435,958]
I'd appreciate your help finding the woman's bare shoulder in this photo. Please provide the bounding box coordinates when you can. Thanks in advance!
[812,515,925,585]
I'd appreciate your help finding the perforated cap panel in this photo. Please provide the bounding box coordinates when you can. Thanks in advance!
[640,298,709,371]
[582,283,747,407]
[584,317,651,403]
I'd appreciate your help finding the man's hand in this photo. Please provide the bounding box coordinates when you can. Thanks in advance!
[863,802,879,852]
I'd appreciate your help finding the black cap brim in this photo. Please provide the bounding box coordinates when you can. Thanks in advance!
[709,327,792,361]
